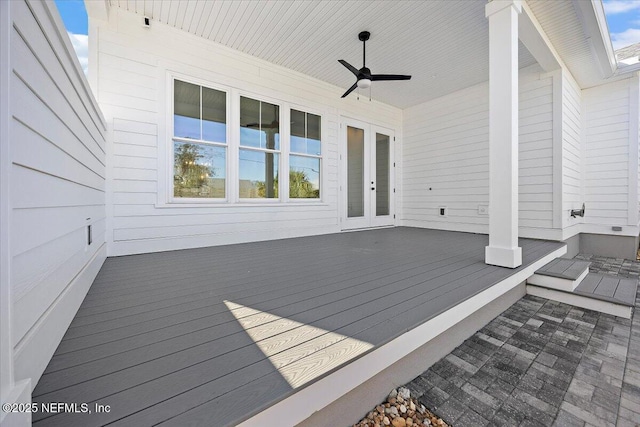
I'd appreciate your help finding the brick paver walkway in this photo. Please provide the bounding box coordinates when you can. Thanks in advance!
[403,255,640,427]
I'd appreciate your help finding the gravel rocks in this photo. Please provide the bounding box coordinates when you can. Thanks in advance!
[353,388,450,427]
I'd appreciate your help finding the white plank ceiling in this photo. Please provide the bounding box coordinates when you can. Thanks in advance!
[107,0,599,109]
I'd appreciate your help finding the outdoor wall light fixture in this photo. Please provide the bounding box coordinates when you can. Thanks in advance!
[570,203,585,218]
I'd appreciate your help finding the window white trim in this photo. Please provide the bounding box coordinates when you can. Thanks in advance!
[159,70,326,207]
[288,102,325,203]
[238,93,282,201]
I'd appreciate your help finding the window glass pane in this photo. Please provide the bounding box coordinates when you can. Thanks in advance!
[239,149,279,198]
[240,97,280,150]
[290,110,321,155]
[290,109,305,138]
[306,113,321,155]
[376,133,390,216]
[174,80,200,139]
[290,155,320,199]
[261,102,280,150]
[174,141,226,198]
[202,87,226,143]
[347,126,365,218]
[240,97,261,148]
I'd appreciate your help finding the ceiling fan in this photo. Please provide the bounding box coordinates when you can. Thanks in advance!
[339,31,411,98]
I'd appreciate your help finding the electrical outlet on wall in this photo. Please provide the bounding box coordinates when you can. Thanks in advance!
[438,206,448,217]
[478,205,488,215]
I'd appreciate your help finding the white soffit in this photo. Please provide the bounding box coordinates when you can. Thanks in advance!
[107,0,542,108]
[526,0,611,88]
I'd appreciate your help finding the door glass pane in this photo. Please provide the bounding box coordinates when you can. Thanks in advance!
[347,126,364,218]
[376,133,390,216]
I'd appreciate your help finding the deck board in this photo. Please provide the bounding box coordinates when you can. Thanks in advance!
[573,273,638,307]
[593,275,619,298]
[613,278,638,304]
[32,227,563,426]
[535,258,590,280]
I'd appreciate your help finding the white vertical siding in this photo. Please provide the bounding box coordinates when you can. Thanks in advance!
[95,8,401,256]
[583,79,631,226]
[561,71,582,229]
[8,0,107,387]
[401,69,554,235]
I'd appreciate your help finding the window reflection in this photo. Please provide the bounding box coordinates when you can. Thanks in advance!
[239,150,279,198]
[173,79,227,199]
[240,97,280,150]
[174,141,226,198]
[174,80,200,140]
[290,156,320,198]
[290,109,321,199]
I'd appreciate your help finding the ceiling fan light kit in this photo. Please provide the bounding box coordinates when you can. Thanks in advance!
[339,31,411,98]
[357,78,372,89]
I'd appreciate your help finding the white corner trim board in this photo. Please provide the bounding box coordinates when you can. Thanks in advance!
[238,245,566,426]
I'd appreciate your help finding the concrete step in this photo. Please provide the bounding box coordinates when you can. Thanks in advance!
[527,258,591,292]
[527,273,637,319]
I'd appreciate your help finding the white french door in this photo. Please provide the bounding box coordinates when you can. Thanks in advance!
[342,118,395,230]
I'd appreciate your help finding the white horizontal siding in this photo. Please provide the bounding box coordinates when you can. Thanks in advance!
[583,79,631,226]
[8,0,107,388]
[401,70,554,233]
[562,71,582,230]
[97,8,401,255]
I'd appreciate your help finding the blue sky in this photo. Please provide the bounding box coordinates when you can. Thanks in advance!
[55,0,88,74]
[603,0,640,50]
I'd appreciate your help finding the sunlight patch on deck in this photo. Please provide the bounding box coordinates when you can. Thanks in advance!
[224,300,373,388]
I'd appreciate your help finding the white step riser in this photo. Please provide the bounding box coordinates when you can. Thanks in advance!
[526,267,590,292]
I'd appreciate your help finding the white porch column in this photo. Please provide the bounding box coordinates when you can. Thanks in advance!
[485,0,522,268]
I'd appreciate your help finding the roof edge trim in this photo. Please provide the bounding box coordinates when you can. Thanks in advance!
[572,0,616,78]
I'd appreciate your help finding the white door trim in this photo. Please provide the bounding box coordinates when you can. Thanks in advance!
[340,117,395,230]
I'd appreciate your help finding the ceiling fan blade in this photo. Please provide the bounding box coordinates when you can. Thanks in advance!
[339,60,360,76]
[371,74,412,81]
[341,82,358,98]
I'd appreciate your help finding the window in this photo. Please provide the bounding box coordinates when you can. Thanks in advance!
[239,96,280,199]
[168,77,323,204]
[173,79,227,199]
[290,109,321,199]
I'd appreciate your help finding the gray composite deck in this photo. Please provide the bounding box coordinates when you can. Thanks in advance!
[31,227,564,427]
[574,273,638,306]
[534,257,591,280]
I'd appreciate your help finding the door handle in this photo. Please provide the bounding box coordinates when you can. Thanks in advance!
[371,187,375,190]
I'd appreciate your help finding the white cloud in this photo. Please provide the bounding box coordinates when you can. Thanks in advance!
[67,32,88,75]
[610,27,640,49]
[603,0,640,14]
